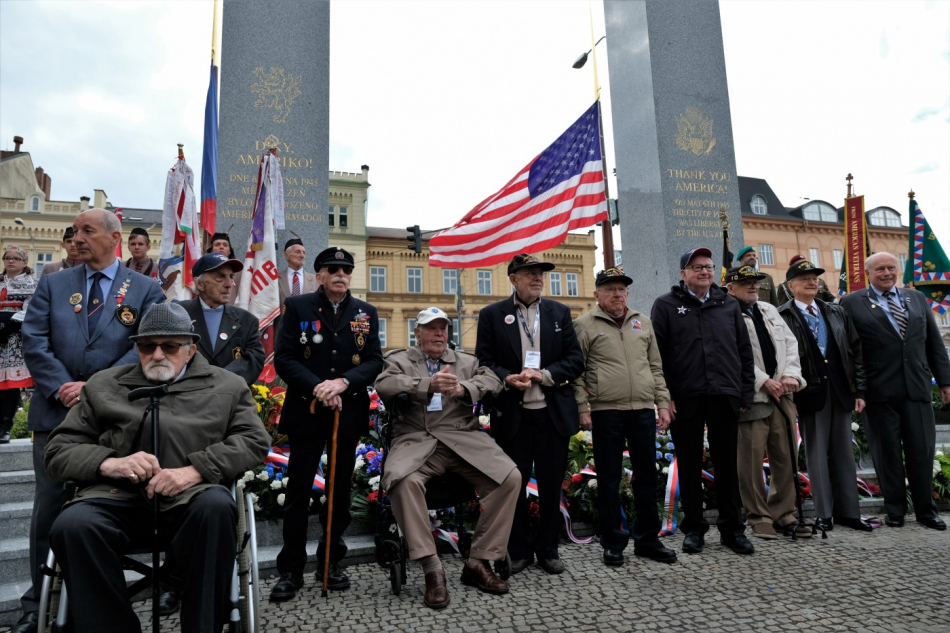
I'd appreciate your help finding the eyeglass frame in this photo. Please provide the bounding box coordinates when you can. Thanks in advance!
[323,265,353,275]
[684,264,715,272]
[136,341,192,355]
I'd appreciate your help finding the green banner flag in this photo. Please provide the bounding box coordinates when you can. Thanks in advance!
[904,197,950,315]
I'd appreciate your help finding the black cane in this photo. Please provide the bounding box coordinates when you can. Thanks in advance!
[129,384,169,629]
[772,394,827,540]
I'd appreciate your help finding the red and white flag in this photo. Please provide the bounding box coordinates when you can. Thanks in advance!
[159,156,199,301]
[429,102,608,268]
[234,149,282,364]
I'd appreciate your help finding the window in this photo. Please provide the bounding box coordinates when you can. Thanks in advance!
[30,196,40,212]
[868,209,901,227]
[566,272,578,297]
[938,313,950,327]
[614,250,623,266]
[442,269,458,295]
[328,206,334,228]
[378,317,388,348]
[809,248,820,267]
[750,195,768,215]
[898,253,908,272]
[802,202,837,223]
[757,244,774,266]
[477,270,492,295]
[370,266,387,293]
[832,249,843,269]
[407,268,422,293]
[338,206,348,228]
[451,318,461,347]
[408,318,417,347]
[549,272,562,296]
[35,252,52,277]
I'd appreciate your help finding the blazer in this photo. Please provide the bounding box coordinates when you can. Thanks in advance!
[840,287,950,403]
[274,289,383,437]
[475,295,584,441]
[177,299,264,386]
[22,262,167,432]
[278,269,319,306]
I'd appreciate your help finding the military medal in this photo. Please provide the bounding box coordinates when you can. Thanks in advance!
[69,293,82,305]
[352,354,361,365]
[299,321,309,344]
[116,305,137,326]
[350,313,370,350]
[115,279,131,306]
[312,320,322,344]
[304,346,311,359]
[74,305,82,313]
[233,346,243,360]
[677,306,688,315]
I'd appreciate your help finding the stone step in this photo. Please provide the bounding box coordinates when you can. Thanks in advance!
[0,440,32,474]
[935,424,950,448]
[0,538,29,587]
[0,472,34,505]
[0,503,32,541]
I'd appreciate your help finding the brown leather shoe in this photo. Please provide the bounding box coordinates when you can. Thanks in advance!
[423,569,450,609]
[461,560,509,595]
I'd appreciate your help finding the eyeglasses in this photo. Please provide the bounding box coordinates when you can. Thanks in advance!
[137,341,190,355]
[2,257,25,262]
[686,265,715,272]
[325,265,353,275]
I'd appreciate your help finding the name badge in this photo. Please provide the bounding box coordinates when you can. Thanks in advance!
[427,393,443,412]
[524,350,541,369]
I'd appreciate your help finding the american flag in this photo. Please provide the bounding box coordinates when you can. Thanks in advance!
[429,102,608,268]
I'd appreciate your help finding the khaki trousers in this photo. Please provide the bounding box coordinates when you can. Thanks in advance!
[389,442,520,561]
[737,397,798,527]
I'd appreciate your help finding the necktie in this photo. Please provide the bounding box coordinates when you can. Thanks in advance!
[807,305,827,355]
[87,272,105,333]
[884,291,907,338]
[292,271,300,296]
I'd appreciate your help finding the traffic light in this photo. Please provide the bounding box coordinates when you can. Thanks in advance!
[407,225,422,254]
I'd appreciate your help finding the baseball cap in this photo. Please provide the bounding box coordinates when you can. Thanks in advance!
[679,247,713,269]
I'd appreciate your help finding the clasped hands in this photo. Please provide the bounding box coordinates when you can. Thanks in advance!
[428,365,465,399]
[99,451,202,499]
[504,368,543,392]
[314,378,347,411]
[763,376,802,401]
[58,381,86,409]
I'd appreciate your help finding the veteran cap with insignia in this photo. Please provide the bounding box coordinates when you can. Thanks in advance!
[192,252,244,278]
[416,307,450,325]
[595,266,633,287]
[724,265,767,285]
[313,247,354,272]
[679,247,713,269]
[507,253,555,275]
[786,259,825,281]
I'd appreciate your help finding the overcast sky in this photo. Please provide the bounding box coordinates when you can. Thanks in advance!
[2,0,948,251]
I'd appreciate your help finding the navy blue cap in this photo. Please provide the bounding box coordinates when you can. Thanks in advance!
[192,252,244,277]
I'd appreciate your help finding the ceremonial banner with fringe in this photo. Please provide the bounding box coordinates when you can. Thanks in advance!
[159,156,199,301]
[842,195,869,293]
[903,197,950,315]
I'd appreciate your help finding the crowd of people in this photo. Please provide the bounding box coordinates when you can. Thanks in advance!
[4,207,950,632]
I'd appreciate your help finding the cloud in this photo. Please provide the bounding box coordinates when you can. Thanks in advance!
[880,31,889,58]
[913,104,947,122]
[912,162,940,174]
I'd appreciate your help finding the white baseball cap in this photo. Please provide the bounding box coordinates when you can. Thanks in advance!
[416,307,450,325]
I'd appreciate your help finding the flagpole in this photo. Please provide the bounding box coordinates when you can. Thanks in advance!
[588,6,614,269]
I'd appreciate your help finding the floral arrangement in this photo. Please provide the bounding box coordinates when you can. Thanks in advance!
[932,448,950,504]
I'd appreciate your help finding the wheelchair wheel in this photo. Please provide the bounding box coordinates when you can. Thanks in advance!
[38,550,68,633]
[494,552,512,580]
[235,491,261,633]
[389,562,402,596]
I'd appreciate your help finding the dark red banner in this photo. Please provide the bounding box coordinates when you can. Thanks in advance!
[843,195,868,292]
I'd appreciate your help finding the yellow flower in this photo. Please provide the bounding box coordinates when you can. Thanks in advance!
[256,402,262,413]
[574,431,585,441]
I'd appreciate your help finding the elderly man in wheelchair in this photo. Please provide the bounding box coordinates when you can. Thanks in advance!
[43,302,270,633]
[375,307,521,609]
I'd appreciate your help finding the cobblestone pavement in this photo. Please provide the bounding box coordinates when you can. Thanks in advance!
[6,515,949,632]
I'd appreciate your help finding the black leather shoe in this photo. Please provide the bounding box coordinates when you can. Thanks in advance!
[721,532,755,555]
[603,549,624,567]
[918,516,947,531]
[11,612,38,633]
[314,562,350,590]
[682,533,704,554]
[815,517,833,532]
[537,557,565,574]
[884,515,905,528]
[509,557,532,574]
[0,430,11,444]
[834,516,873,532]
[635,545,677,564]
[158,589,181,615]
[269,572,303,601]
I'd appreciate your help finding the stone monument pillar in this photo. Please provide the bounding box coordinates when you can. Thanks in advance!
[604,0,743,309]
[216,0,330,269]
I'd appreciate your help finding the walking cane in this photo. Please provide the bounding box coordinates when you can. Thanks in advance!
[129,383,170,630]
[773,394,827,540]
[322,408,341,599]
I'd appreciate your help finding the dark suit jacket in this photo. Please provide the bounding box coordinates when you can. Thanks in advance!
[274,289,383,437]
[475,295,584,441]
[178,299,264,386]
[840,287,950,403]
[22,262,167,432]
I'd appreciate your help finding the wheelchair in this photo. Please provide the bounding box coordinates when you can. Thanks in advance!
[37,483,261,633]
[374,392,511,596]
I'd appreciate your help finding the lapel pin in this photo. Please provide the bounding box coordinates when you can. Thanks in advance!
[504,315,515,324]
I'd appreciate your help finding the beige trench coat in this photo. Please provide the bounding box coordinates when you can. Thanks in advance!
[375,346,515,491]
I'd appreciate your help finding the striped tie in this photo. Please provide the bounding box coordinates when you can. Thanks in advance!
[292,271,300,296]
[884,291,907,338]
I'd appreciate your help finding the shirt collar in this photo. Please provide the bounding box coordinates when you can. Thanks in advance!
[685,286,710,302]
[513,294,541,310]
[198,297,224,311]
[794,299,815,313]
[870,284,897,299]
[85,258,120,281]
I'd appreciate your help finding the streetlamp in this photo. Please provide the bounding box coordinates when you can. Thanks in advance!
[572,34,615,269]
[13,218,36,275]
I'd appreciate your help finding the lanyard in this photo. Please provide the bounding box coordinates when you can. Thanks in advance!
[424,357,440,377]
[517,303,540,348]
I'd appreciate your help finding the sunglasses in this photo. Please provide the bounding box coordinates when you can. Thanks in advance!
[137,341,190,355]
[325,265,353,275]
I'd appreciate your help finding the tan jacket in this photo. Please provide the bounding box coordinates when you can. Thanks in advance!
[741,301,806,404]
[573,305,671,413]
[375,346,515,491]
